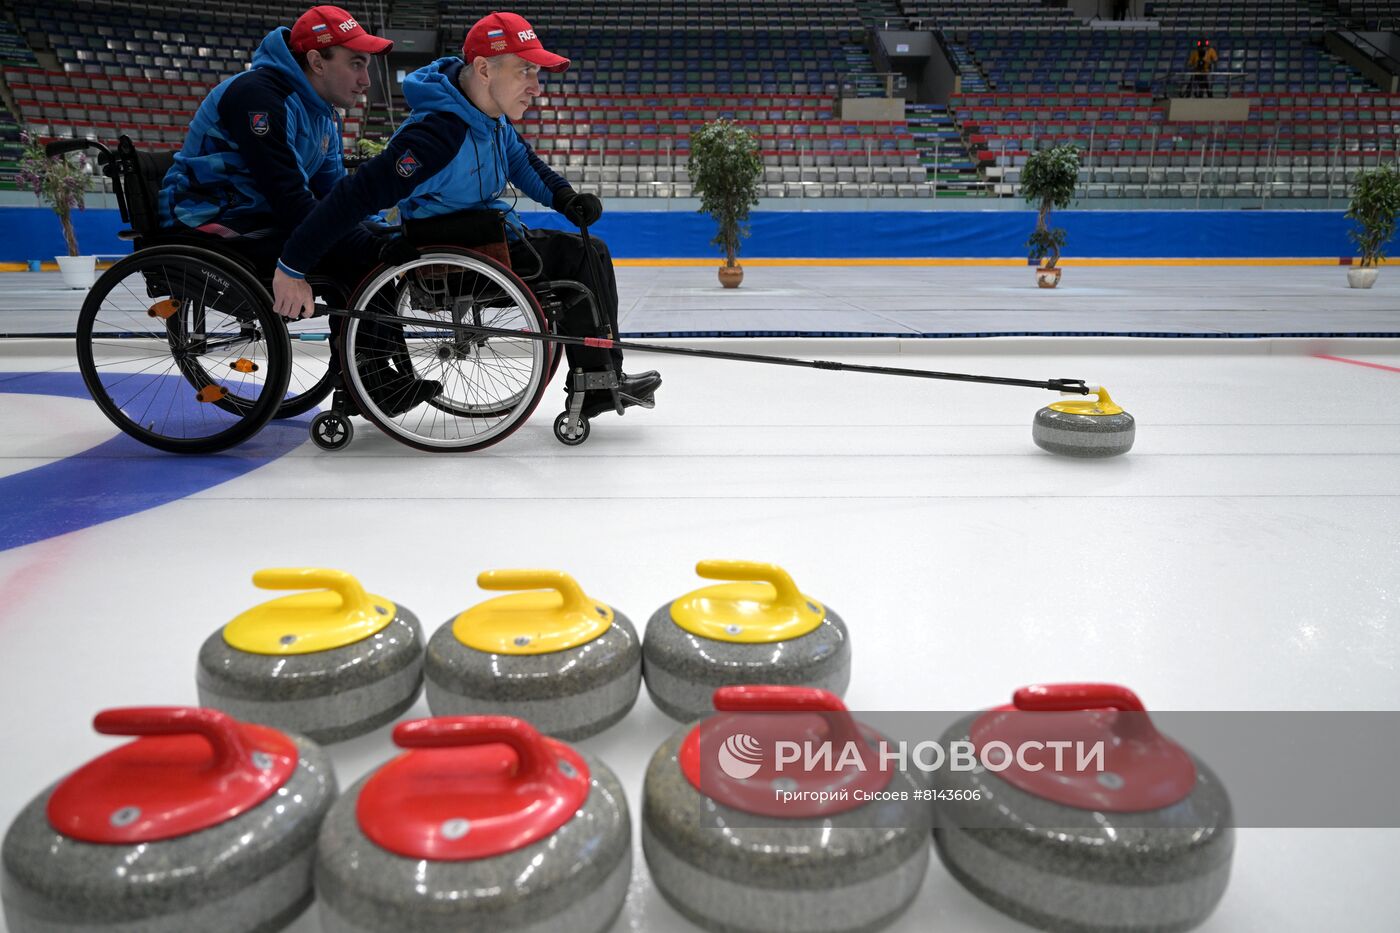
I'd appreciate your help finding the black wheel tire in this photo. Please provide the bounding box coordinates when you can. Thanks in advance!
[75,245,290,454]
[309,411,353,451]
[553,411,590,446]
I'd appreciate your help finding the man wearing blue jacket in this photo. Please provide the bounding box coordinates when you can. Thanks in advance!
[272,11,661,418]
[160,5,389,275]
[158,6,439,412]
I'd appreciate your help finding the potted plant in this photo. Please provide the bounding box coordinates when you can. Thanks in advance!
[1021,144,1080,288]
[688,119,763,288]
[18,131,94,289]
[356,137,386,157]
[1344,161,1400,289]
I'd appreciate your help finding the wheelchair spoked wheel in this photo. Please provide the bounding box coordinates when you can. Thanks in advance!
[75,245,291,454]
[379,275,531,419]
[273,276,344,419]
[343,247,551,452]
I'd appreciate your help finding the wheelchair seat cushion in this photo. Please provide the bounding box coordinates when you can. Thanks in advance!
[403,210,512,269]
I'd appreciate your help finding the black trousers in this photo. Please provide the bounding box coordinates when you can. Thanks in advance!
[188,224,384,366]
[509,228,624,372]
[196,223,383,302]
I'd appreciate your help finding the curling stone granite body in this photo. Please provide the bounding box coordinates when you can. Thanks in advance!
[2,718,336,933]
[930,711,1234,933]
[425,571,641,740]
[315,724,631,933]
[642,717,930,933]
[1032,387,1135,458]
[643,562,851,723]
[197,569,425,743]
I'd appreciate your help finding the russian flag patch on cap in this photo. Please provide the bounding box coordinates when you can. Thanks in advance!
[311,23,329,32]
[486,28,504,37]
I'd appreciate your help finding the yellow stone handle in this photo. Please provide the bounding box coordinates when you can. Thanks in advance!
[476,569,590,613]
[694,560,804,607]
[1064,385,1116,405]
[251,568,372,613]
[1054,384,1124,416]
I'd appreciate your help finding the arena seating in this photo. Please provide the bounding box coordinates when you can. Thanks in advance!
[0,17,38,68]
[514,92,926,199]
[1148,0,1328,30]
[5,67,364,153]
[0,101,22,190]
[0,0,1395,201]
[960,88,1400,199]
[906,0,1392,199]
[438,1,865,34]
[903,0,1080,30]
[956,32,1367,96]
[1341,0,1400,29]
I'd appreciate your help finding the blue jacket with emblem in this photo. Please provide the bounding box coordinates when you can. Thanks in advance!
[278,56,570,277]
[158,27,343,237]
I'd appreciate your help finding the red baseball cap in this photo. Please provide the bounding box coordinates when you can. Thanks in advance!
[289,6,393,55]
[463,12,570,72]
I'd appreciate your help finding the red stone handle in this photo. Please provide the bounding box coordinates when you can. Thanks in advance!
[393,716,550,781]
[94,706,251,773]
[1013,683,1158,741]
[712,685,860,744]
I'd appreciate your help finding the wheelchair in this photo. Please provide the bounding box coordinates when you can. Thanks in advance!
[51,135,619,455]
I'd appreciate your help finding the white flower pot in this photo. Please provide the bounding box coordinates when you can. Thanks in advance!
[56,255,97,290]
[1347,267,1379,289]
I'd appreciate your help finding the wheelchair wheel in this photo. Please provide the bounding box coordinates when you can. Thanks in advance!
[273,276,343,419]
[343,247,550,452]
[75,245,290,454]
[553,411,589,446]
[377,277,526,419]
[309,410,353,451]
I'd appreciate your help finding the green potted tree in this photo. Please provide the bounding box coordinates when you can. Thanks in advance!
[18,131,94,288]
[688,119,763,288]
[1021,144,1080,288]
[1344,161,1400,289]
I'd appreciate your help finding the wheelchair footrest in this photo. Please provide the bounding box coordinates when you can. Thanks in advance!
[568,369,620,392]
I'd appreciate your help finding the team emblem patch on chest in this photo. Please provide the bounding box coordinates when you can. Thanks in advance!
[249,112,269,135]
[396,150,420,177]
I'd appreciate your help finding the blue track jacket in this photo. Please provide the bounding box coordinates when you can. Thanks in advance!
[158,27,343,237]
[277,57,570,278]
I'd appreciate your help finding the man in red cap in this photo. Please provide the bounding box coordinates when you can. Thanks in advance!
[273,11,661,420]
[160,5,391,249]
[158,7,439,412]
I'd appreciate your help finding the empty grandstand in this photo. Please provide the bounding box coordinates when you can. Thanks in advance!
[1,0,1398,203]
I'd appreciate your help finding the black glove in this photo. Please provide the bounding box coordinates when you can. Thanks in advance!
[377,235,420,267]
[554,188,603,228]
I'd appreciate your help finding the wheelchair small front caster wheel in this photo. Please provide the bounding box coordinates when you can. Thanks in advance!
[310,411,353,451]
[553,411,590,446]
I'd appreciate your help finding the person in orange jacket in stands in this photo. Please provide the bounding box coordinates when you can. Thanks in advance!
[1187,38,1218,98]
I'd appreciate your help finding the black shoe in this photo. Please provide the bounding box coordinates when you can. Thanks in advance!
[365,366,442,417]
[620,371,662,397]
